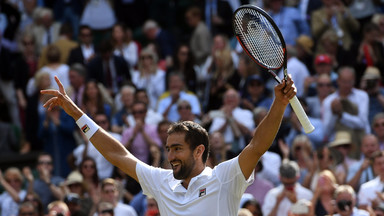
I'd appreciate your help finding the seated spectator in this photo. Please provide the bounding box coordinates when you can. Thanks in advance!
[78,157,100,205]
[121,101,162,165]
[207,131,236,167]
[262,160,313,216]
[0,167,27,216]
[18,201,39,216]
[306,74,335,119]
[357,150,384,211]
[347,134,380,191]
[209,88,254,154]
[96,201,114,216]
[333,185,369,216]
[329,131,359,184]
[177,100,201,124]
[47,200,70,216]
[131,47,165,110]
[98,178,137,216]
[62,171,93,216]
[73,113,119,180]
[22,191,44,216]
[372,113,384,150]
[81,80,112,119]
[310,170,338,215]
[28,152,65,212]
[359,66,384,125]
[111,85,135,134]
[129,89,163,127]
[67,25,96,66]
[157,73,201,123]
[241,74,273,111]
[67,63,87,108]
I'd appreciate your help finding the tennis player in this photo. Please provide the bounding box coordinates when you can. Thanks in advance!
[41,76,296,215]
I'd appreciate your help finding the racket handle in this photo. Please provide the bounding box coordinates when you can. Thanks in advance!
[289,96,315,133]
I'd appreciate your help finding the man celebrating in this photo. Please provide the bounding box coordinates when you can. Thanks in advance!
[41,75,296,215]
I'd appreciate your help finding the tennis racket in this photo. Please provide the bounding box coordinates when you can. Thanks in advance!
[233,4,315,133]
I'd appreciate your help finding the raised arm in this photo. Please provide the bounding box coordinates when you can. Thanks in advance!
[41,76,140,181]
[238,77,295,179]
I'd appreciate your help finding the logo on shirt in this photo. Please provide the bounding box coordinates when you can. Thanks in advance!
[81,124,90,133]
[199,188,206,197]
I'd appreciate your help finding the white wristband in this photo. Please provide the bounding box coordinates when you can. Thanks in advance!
[76,114,99,140]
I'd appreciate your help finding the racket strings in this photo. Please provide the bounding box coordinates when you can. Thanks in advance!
[234,9,284,69]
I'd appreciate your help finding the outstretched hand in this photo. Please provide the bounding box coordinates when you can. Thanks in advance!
[274,75,296,106]
[40,76,83,120]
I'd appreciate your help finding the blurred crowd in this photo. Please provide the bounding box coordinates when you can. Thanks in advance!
[2,0,384,215]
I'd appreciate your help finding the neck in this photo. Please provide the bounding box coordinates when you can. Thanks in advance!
[182,165,205,189]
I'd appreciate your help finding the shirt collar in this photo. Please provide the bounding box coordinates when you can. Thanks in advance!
[168,166,212,193]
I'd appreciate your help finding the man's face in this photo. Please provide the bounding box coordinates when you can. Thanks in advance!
[166,133,196,180]
[80,28,93,45]
[131,104,147,121]
[94,114,109,131]
[280,176,297,192]
[362,136,380,158]
[37,155,53,173]
[373,118,384,138]
[69,70,83,89]
[101,184,117,203]
[18,206,37,216]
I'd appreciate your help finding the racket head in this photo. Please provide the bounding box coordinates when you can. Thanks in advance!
[233,5,287,71]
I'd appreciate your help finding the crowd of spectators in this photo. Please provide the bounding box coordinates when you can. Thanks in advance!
[2,0,384,215]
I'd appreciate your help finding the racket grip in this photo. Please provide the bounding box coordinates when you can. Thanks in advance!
[289,96,315,133]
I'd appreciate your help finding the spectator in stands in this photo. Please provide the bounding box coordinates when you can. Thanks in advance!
[67,63,86,108]
[62,171,93,216]
[209,88,254,154]
[360,66,384,125]
[78,157,100,205]
[38,23,78,69]
[311,170,338,215]
[263,0,310,46]
[372,113,384,150]
[32,7,61,54]
[295,35,315,73]
[329,131,359,184]
[121,101,162,165]
[131,88,163,127]
[311,0,360,51]
[347,134,380,191]
[157,73,201,122]
[131,47,165,110]
[81,80,112,119]
[241,74,273,111]
[204,46,241,111]
[13,32,39,125]
[25,71,52,152]
[322,66,370,153]
[18,201,39,216]
[306,74,335,119]
[47,200,70,216]
[207,131,236,168]
[22,191,44,216]
[87,40,131,96]
[99,178,137,216]
[0,167,27,216]
[262,160,313,216]
[185,6,211,66]
[237,53,260,97]
[304,53,337,97]
[96,201,114,216]
[333,184,369,216]
[67,25,95,66]
[111,85,135,134]
[358,150,384,211]
[177,100,201,124]
[38,102,77,177]
[166,44,198,94]
[29,152,64,212]
[111,23,140,70]
[157,119,172,169]
[142,19,176,68]
[73,113,119,180]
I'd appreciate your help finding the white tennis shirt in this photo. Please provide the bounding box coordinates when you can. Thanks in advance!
[136,156,254,216]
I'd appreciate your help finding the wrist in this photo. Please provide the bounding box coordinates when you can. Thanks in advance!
[76,114,100,140]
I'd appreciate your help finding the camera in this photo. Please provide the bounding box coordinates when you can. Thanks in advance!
[337,200,352,211]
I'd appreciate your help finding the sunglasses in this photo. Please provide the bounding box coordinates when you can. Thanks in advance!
[374,122,384,128]
[132,110,146,115]
[178,106,191,110]
[38,161,52,165]
[100,209,114,214]
[317,83,332,87]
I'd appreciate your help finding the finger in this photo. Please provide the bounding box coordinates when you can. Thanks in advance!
[43,97,57,108]
[55,76,66,94]
[40,89,60,96]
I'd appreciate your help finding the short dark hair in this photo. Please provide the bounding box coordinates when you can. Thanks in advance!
[279,160,299,179]
[167,121,210,163]
[46,45,61,63]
